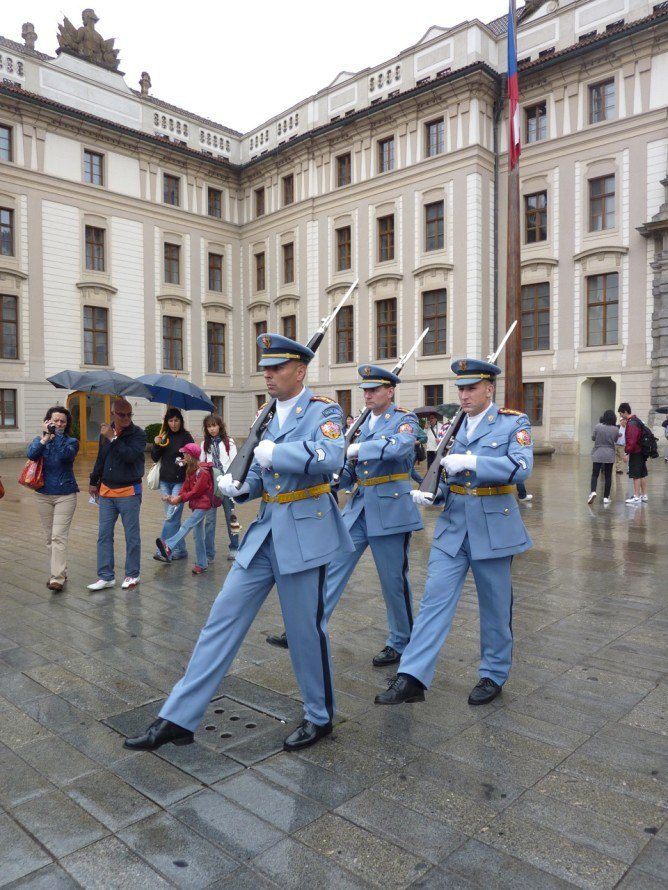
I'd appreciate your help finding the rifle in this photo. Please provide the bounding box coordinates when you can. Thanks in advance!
[228,279,359,484]
[343,327,430,450]
[418,320,518,497]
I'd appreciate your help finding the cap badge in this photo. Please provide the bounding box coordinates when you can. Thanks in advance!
[459,359,467,371]
[262,335,271,349]
[363,366,371,376]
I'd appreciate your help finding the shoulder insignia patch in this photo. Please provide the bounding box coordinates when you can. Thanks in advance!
[322,405,340,418]
[310,395,336,404]
[516,429,532,447]
[320,420,342,439]
[499,408,523,416]
[394,406,410,414]
[398,422,414,434]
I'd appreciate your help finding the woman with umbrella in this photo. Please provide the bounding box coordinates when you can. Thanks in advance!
[150,408,194,561]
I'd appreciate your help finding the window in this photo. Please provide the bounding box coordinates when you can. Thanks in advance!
[378,214,395,262]
[523,382,544,425]
[525,192,547,243]
[208,187,222,218]
[424,384,443,407]
[282,174,294,206]
[586,273,618,347]
[254,320,267,370]
[164,243,180,284]
[163,174,180,206]
[1,294,18,359]
[336,153,351,187]
[255,252,266,291]
[0,388,16,427]
[0,125,12,162]
[256,394,266,412]
[425,119,445,157]
[378,137,395,173]
[336,226,351,271]
[0,208,14,256]
[83,305,109,365]
[422,289,447,355]
[282,314,296,340]
[207,321,226,373]
[255,187,265,217]
[589,175,615,231]
[521,283,550,351]
[376,298,397,360]
[83,150,103,185]
[282,242,294,284]
[425,201,444,251]
[525,102,547,143]
[336,389,352,419]
[85,226,105,271]
[162,316,183,369]
[208,252,223,292]
[336,305,354,363]
[589,79,615,124]
[211,395,225,416]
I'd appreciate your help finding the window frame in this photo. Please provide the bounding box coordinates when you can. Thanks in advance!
[281,314,296,340]
[207,321,226,374]
[586,272,619,347]
[521,282,550,351]
[282,242,294,285]
[523,382,544,426]
[211,395,225,417]
[336,226,351,272]
[335,304,354,364]
[255,187,265,218]
[207,187,222,218]
[0,207,14,257]
[163,173,180,207]
[336,153,352,187]
[208,251,223,292]
[424,201,445,252]
[164,243,181,285]
[524,191,548,244]
[162,315,184,370]
[84,225,105,272]
[0,125,13,163]
[378,137,395,174]
[525,102,547,143]
[0,293,19,360]
[377,214,395,263]
[83,149,104,186]
[282,174,294,206]
[0,387,17,428]
[425,119,445,157]
[588,174,615,232]
[422,289,447,355]
[254,319,267,371]
[83,304,109,366]
[335,389,352,419]
[375,297,397,360]
[255,252,266,292]
[589,79,615,124]
[424,384,443,407]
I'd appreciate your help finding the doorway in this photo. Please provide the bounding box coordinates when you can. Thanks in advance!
[576,376,617,453]
[67,392,111,456]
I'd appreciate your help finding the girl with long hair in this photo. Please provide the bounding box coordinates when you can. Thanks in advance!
[200,414,239,560]
[150,407,194,560]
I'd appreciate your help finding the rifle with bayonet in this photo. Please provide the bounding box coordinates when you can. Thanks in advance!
[228,279,359,485]
[418,320,518,497]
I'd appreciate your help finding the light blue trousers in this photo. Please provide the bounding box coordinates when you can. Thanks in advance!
[159,534,334,730]
[398,535,513,688]
[165,508,208,568]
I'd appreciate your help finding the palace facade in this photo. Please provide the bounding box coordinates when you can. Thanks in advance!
[0,0,667,454]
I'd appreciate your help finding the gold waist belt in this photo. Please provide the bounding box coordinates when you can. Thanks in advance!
[262,482,331,504]
[358,473,409,487]
[449,484,514,496]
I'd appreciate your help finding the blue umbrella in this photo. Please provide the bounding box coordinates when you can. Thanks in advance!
[48,369,153,400]
[136,374,215,413]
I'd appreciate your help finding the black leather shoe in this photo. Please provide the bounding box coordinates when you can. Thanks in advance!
[374,673,425,705]
[468,677,502,705]
[266,631,289,649]
[123,718,194,750]
[283,719,332,751]
[372,645,401,667]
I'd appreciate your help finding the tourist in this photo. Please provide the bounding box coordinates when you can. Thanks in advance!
[588,409,619,505]
[27,406,79,592]
[199,414,239,561]
[615,418,626,474]
[619,402,649,505]
[424,412,443,469]
[150,408,194,561]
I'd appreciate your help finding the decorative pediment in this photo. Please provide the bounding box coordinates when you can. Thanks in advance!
[0,266,28,291]
[275,293,299,309]
[202,298,233,314]
[325,281,356,295]
[573,245,628,271]
[156,292,191,309]
[76,280,117,305]
[413,262,454,284]
[520,256,558,277]
[365,272,403,287]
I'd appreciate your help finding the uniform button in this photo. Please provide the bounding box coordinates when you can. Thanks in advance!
[275,485,281,491]
[466,450,472,455]
[503,507,509,514]
[466,482,471,487]
[363,461,368,466]
[492,442,497,447]
[363,470,369,475]
[273,472,279,478]
[465,471,471,477]
[317,511,322,517]
[393,492,399,497]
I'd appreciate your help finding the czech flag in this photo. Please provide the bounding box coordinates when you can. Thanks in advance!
[507,0,521,169]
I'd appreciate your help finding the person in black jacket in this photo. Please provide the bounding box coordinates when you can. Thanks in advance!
[87,398,146,591]
[149,408,194,561]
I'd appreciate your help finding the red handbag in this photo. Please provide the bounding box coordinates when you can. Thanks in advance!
[18,457,44,490]
[0,476,5,498]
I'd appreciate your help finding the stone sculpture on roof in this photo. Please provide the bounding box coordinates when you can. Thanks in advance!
[56,9,120,71]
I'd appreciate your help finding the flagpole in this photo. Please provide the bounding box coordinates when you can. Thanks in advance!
[505,0,523,411]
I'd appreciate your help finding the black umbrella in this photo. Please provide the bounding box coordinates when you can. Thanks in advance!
[655,406,668,415]
[414,405,448,417]
[48,369,153,400]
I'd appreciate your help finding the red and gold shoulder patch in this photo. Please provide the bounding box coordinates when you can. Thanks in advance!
[310,395,336,404]
[516,429,532,447]
[499,408,523,416]
[320,420,341,439]
[398,422,414,434]
[394,406,410,414]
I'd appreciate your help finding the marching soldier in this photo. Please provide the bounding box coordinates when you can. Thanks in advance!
[124,333,354,753]
[268,364,422,667]
[375,358,533,706]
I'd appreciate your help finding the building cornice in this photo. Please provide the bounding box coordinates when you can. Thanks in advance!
[572,246,628,262]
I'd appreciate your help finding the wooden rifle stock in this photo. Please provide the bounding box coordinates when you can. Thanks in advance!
[418,408,466,497]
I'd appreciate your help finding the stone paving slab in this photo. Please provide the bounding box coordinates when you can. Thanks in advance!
[0,453,667,887]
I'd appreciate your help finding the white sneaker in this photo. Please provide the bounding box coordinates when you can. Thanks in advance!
[603,498,611,505]
[640,495,648,503]
[587,492,597,504]
[522,493,533,501]
[625,496,641,505]
[121,576,140,589]
[87,579,115,591]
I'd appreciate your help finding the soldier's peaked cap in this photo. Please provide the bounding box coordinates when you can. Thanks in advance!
[257,333,315,367]
[357,364,401,389]
[451,358,501,387]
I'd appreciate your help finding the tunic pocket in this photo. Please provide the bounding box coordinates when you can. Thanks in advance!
[481,497,527,549]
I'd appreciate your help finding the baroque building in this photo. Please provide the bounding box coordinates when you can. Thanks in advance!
[0,0,666,455]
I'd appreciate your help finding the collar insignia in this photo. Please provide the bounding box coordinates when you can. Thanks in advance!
[295,406,302,414]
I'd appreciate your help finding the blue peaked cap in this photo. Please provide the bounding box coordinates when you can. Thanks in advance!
[257,333,315,367]
[451,357,501,387]
[357,364,401,389]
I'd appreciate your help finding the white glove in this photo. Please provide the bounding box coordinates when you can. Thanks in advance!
[218,473,250,498]
[254,440,275,468]
[410,490,434,506]
[346,443,361,459]
[441,454,477,475]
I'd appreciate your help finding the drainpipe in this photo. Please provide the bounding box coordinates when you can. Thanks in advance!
[492,85,504,350]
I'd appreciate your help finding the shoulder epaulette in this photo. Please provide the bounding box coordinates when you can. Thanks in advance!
[310,395,336,404]
[499,408,523,416]
[394,406,410,414]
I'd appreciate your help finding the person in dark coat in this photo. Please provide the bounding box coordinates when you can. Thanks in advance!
[588,410,619,505]
[150,408,194,560]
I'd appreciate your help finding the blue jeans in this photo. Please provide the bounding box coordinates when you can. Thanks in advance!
[157,481,187,558]
[204,498,240,561]
[166,509,208,568]
[97,494,141,580]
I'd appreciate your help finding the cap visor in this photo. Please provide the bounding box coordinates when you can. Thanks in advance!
[359,381,385,389]
[258,356,291,367]
[454,376,489,387]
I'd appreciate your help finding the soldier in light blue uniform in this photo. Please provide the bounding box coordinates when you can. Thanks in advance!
[124,334,355,753]
[376,357,533,707]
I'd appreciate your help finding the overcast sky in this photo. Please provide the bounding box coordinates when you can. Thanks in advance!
[2,0,510,133]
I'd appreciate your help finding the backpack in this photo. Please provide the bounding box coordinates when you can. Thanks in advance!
[631,418,659,459]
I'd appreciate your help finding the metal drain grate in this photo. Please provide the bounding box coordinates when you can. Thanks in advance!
[195,695,284,753]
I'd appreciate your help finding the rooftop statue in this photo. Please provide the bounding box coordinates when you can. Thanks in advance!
[56,9,120,71]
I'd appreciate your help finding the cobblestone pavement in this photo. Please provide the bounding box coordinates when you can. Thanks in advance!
[0,453,666,888]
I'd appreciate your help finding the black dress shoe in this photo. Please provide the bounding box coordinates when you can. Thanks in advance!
[374,673,425,705]
[283,719,332,751]
[123,718,194,750]
[372,645,401,667]
[266,631,289,649]
[468,677,502,705]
